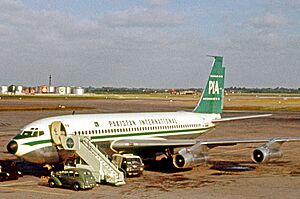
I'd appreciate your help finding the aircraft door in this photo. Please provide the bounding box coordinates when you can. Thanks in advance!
[50,121,67,145]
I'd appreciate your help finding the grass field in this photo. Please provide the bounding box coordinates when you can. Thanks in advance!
[0,93,299,112]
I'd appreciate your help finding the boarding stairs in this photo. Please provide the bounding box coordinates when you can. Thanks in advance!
[59,135,125,186]
[49,121,125,185]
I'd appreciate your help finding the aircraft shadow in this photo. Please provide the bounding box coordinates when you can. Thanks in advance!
[143,159,192,173]
[208,160,256,172]
[5,159,63,177]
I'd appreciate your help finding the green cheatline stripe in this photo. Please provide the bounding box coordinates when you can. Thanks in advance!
[23,139,52,146]
[90,127,212,140]
[22,126,213,146]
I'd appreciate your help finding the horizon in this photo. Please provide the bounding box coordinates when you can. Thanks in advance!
[1,84,300,90]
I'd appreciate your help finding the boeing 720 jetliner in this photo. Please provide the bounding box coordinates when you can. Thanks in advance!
[7,56,300,171]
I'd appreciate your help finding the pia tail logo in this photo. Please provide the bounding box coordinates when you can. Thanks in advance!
[208,81,220,95]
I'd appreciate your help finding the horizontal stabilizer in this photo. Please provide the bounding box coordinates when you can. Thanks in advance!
[213,114,272,122]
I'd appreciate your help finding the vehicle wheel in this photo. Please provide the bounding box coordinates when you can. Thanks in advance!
[73,183,80,191]
[18,171,23,177]
[48,180,56,188]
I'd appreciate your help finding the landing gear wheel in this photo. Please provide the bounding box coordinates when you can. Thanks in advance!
[48,180,55,188]
[73,182,80,191]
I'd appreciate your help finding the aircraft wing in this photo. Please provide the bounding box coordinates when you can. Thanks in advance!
[111,137,300,151]
[112,138,196,150]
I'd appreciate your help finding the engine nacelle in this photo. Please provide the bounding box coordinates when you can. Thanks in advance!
[252,145,283,163]
[173,148,208,169]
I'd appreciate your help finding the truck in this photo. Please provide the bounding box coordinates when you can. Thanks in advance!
[112,154,144,177]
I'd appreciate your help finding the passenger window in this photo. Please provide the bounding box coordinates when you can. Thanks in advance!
[39,131,44,136]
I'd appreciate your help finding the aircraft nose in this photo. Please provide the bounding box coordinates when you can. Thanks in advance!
[7,140,18,154]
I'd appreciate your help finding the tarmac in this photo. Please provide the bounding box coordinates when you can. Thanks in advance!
[0,97,299,199]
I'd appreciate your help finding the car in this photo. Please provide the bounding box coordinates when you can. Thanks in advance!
[112,154,144,177]
[48,168,96,191]
[0,160,23,181]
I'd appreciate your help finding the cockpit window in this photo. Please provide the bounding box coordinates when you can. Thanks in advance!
[32,131,38,137]
[13,130,45,139]
[22,131,34,137]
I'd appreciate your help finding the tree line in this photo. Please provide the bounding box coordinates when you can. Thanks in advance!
[85,86,300,94]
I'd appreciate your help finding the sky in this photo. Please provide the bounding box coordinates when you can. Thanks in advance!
[0,0,299,88]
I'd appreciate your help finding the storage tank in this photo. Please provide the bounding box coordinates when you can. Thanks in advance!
[49,86,55,93]
[57,86,66,95]
[1,86,8,94]
[66,87,72,94]
[42,86,48,94]
[8,85,17,93]
[39,85,48,94]
[29,87,36,94]
[16,86,23,94]
[73,87,84,95]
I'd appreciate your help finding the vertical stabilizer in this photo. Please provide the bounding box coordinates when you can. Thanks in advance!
[193,56,225,114]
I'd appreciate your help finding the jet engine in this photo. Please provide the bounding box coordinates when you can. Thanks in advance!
[173,144,208,168]
[252,142,283,163]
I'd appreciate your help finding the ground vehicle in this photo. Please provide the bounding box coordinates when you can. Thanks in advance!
[48,168,96,191]
[0,160,23,181]
[112,154,144,176]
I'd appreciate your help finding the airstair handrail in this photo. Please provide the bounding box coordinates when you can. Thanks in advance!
[80,136,121,176]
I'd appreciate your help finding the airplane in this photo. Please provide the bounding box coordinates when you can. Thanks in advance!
[6,56,300,170]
